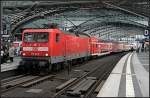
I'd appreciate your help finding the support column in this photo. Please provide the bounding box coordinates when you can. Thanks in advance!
[148,18,150,40]
[148,0,150,37]
[1,2,3,45]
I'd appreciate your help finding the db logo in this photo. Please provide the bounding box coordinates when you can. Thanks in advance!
[32,47,38,51]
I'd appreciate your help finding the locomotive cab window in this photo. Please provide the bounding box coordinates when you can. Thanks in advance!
[56,33,60,43]
[24,32,48,42]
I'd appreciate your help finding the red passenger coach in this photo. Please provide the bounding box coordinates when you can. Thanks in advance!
[118,43,124,52]
[111,42,120,53]
[90,38,112,56]
[99,42,110,53]
[90,37,99,56]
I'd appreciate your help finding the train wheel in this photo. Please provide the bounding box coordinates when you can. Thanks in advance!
[53,63,61,72]
[72,59,77,65]
[79,58,84,64]
[57,63,61,71]
[33,65,40,75]
[17,65,25,74]
[48,64,52,72]
[60,62,64,70]
[63,61,68,69]
[18,61,28,74]
[82,57,87,64]
[32,64,40,75]
[38,62,51,75]
[44,64,52,74]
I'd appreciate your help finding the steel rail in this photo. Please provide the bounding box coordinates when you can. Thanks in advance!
[52,60,107,97]
[84,54,122,97]
[1,75,40,93]
[52,52,125,97]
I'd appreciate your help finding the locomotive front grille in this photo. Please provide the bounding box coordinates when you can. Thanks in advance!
[22,56,50,62]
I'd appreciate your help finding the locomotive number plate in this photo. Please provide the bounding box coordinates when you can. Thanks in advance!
[32,47,38,51]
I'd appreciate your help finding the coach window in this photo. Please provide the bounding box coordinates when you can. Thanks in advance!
[56,33,60,43]
[96,44,98,48]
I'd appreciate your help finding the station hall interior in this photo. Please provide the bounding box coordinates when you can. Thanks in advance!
[1,0,149,97]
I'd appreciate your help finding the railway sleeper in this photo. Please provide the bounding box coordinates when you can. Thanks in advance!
[67,79,87,92]
[2,76,39,88]
[86,77,97,80]
[56,78,77,92]
[72,70,84,78]
[80,79,96,94]
[4,85,13,89]
[21,75,55,88]
[66,77,96,96]
[66,82,85,97]
[1,75,25,83]
[66,90,81,97]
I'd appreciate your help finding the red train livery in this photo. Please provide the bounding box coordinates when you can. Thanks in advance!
[19,27,134,73]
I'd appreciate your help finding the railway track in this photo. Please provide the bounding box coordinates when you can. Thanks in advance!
[53,52,124,97]
[1,74,26,84]
[84,57,119,97]
[1,74,55,93]
[1,52,126,97]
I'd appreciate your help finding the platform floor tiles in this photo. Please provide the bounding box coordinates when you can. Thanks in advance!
[97,52,149,97]
[137,51,149,72]
[1,57,21,72]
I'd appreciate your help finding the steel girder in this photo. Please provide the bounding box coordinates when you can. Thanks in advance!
[74,15,147,32]
[100,28,143,38]
[92,26,122,36]
[87,22,145,41]
[84,25,114,34]
[2,0,149,40]
[89,22,145,35]
[99,27,144,40]
[10,8,78,34]
[60,5,148,40]
[97,26,144,35]
[2,1,102,34]
[3,0,100,9]
[101,0,150,17]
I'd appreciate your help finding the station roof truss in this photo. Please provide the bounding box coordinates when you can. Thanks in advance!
[61,8,147,40]
[2,0,149,41]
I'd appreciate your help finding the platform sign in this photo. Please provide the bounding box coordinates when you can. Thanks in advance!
[144,30,149,40]
[144,30,149,36]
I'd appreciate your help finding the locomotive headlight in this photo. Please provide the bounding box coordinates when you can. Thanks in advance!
[23,53,26,56]
[45,53,48,56]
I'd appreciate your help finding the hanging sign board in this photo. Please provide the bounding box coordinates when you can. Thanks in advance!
[144,30,149,36]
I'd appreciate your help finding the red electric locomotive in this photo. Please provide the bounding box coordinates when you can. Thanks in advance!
[19,26,91,73]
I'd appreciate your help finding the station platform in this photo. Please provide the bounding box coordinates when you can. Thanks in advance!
[97,51,149,97]
[1,57,21,72]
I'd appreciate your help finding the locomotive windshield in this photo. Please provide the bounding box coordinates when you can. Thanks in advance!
[24,32,48,42]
